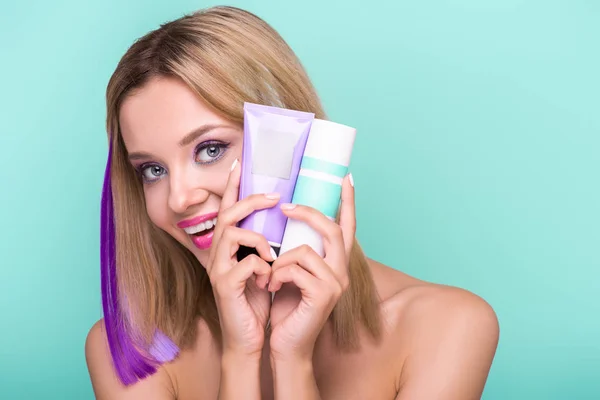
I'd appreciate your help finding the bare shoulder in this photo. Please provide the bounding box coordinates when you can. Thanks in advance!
[85,319,177,400]
[390,275,500,350]
[368,258,499,335]
[367,258,500,399]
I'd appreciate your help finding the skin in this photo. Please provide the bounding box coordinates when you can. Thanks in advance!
[85,76,500,399]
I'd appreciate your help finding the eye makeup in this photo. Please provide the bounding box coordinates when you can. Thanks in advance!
[132,138,232,184]
[193,140,230,165]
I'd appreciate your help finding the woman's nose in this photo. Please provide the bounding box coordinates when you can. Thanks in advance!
[167,174,210,214]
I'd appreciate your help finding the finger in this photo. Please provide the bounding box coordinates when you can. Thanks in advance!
[219,192,281,227]
[271,244,337,285]
[210,159,243,255]
[212,192,281,250]
[230,255,271,290]
[214,226,276,269]
[268,263,321,296]
[279,203,345,266]
[338,174,356,257]
[215,254,272,296]
[219,158,242,214]
[254,271,270,290]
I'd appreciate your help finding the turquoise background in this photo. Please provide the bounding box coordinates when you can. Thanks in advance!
[1,0,598,398]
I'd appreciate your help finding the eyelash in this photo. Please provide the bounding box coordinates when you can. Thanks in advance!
[135,140,230,184]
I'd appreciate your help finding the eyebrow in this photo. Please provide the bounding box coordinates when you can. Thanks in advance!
[127,124,231,162]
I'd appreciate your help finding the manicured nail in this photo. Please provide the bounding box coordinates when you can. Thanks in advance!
[230,158,238,172]
[270,247,278,260]
[280,203,296,210]
[348,173,354,187]
[265,192,280,200]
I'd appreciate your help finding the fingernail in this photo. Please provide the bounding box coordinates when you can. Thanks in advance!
[230,158,238,172]
[281,203,296,210]
[348,173,354,187]
[265,192,280,200]
[270,247,278,260]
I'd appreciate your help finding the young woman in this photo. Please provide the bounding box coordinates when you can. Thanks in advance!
[85,6,499,399]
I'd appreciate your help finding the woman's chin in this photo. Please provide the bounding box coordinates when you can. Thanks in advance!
[171,232,212,267]
[187,242,211,267]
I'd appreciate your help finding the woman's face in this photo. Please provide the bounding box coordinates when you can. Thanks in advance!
[119,76,243,266]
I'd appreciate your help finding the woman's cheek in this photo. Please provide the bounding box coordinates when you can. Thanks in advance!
[144,188,169,231]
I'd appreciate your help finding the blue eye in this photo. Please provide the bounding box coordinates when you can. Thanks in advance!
[195,141,229,164]
[135,141,229,185]
[139,164,166,183]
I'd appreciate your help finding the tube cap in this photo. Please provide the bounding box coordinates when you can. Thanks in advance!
[302,119,356,167]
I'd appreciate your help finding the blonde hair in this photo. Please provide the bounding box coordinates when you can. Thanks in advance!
[104,5,381,384]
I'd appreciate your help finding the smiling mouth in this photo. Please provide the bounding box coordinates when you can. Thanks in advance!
[183,217,217,237]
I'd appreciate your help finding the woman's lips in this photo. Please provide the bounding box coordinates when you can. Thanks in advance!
[178,211,218,228]
[190,229,214,250]
[179,211,218,250]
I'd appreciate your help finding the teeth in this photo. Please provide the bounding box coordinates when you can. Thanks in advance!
[184,222,204,235]
[183,217,217,235]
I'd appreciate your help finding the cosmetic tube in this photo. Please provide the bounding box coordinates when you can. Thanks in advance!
[238,102,314,256]
[279,119,356,257]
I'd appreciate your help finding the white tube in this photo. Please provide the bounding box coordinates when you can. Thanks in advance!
[279,118,356,257]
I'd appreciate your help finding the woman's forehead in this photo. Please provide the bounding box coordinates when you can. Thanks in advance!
[119,77,230,148]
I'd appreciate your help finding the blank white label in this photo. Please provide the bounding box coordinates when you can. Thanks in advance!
[252,127,300,179]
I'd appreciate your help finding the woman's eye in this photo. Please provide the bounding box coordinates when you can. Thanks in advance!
[195,142,227,164]
[140,164,166,182]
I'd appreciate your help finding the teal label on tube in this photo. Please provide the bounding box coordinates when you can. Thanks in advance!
[291,175,343,219]
[300,157,348,178]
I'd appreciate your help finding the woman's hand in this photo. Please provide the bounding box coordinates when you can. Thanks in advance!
[268,174,356,362]
[206,159,278,360]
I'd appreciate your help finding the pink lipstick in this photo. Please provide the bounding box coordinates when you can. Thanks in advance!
[178,212,218,250]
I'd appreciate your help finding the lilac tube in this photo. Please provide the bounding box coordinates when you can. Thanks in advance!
[238,102,314,255]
